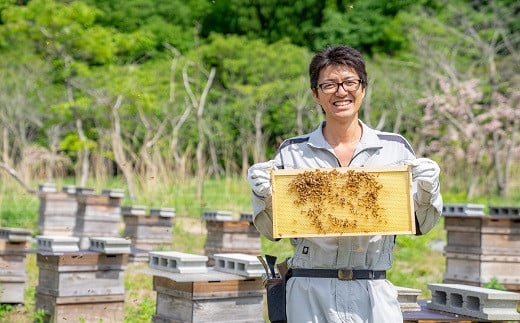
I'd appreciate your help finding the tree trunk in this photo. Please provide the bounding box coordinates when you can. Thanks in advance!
[111,95,136,200]
[2,127,8,164]
[253,103,268,163]
[46,125,61,182]
[183,64,216,202]
[0,162,36,194]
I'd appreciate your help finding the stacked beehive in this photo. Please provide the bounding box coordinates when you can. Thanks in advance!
[37,183,78,236]
[122,206,175,262]
[34,236,130,322]
[202,211,261,266]
[73,188,124,249]
[443,203,520,292]
[0,227,32,304]
[148,251,264,322]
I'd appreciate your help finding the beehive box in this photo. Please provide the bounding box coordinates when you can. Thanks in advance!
[271,166,414,238]
[74,194,122,249]
[443,252,520,290]
[443,214,520,292]
[204,218,261,266]
[152,275,264,323]
[36,252,127,297]
[444,215,520,255]
[34,293,124,323]
[38,191,78,236]
[0,227,32,304]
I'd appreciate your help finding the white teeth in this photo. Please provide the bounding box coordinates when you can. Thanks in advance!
[334,101,352,106]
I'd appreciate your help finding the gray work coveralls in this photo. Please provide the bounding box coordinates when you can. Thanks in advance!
[251,121,442,323]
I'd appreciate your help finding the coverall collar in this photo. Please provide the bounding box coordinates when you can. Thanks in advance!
[307,121,384,166]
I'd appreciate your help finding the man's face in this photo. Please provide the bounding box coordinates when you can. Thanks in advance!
[312,65,365,122]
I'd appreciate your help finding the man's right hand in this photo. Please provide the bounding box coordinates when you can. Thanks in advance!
[247,160,277,198]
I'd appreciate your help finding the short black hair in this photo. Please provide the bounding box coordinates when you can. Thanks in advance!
[309,45,367,90]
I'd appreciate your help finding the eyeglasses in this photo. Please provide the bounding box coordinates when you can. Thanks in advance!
[317,79,363,94]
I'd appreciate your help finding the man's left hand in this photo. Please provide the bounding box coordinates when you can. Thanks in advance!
[404,158,440,193]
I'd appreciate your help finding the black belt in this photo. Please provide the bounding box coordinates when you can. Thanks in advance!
[289,268,386,280]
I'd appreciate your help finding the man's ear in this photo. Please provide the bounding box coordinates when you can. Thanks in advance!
[312,88,320,104]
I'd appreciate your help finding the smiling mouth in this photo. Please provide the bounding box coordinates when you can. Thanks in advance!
[334,100,353,106]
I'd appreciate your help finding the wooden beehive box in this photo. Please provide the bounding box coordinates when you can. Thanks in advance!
[444,215,520,255]
[34,293,124,323]
[36,252,127,297]
[0,227,32,304]
[271,166,415,238]
[74,194,122,249]
[38,191,78,236]
[443,214,520,292]
[152,275,264,323]
[204,219,261,266]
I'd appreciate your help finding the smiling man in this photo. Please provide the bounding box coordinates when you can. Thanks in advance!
[247,45,442,323]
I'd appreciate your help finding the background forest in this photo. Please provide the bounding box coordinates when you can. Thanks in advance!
[0,0,519,217]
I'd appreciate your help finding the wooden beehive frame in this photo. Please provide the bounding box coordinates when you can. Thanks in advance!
[271,165,415,238]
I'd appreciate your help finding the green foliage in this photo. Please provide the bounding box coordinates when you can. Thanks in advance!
[483,277,506,291]
[261,237,294,263]
[84,0,211,53]
[0,180,39,231]
[0,304,13,320]
[196,34,314,160]
[313,0,422,55]
[124,268,155,323]
[59,133,98,156]
[32,309,47,323]
[200,0,325,49]
[125,296,155,323]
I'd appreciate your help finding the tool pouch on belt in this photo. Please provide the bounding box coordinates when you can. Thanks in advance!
[259,255,288,323]
[266,276,286,323]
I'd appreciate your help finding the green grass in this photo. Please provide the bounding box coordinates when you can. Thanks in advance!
[0,173,519,320]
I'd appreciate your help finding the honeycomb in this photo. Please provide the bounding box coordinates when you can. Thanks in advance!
[271,166,415,238]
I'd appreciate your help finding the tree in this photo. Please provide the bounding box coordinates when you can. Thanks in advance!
[200,0,325,49]
[197,35,314,172]
[405,1,520,197]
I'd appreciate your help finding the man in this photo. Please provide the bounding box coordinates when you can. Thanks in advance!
[248,45,442,322]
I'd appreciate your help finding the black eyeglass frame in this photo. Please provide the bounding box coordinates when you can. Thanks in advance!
[317,79,364,94]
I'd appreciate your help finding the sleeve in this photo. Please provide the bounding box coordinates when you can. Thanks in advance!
[252,195,276,240]
[407,149,442,234]
[401,146,442,235]
[251,154,283,241]
[413,182,443,235]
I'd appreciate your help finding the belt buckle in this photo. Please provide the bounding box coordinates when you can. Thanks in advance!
[338,269,354,280]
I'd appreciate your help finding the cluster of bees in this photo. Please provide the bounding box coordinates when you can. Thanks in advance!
[287,169,385,233]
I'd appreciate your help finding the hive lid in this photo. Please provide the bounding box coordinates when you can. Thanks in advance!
[271,165,415,238]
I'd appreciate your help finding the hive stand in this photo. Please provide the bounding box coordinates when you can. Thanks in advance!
[149,251,209,274]
[36,236,80,253]
[213,253,265,278]
[427,283,520,320]
[395,286,422,312]
[489,206,520,217]
[89,237,131,254]
[442,203,486,216]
